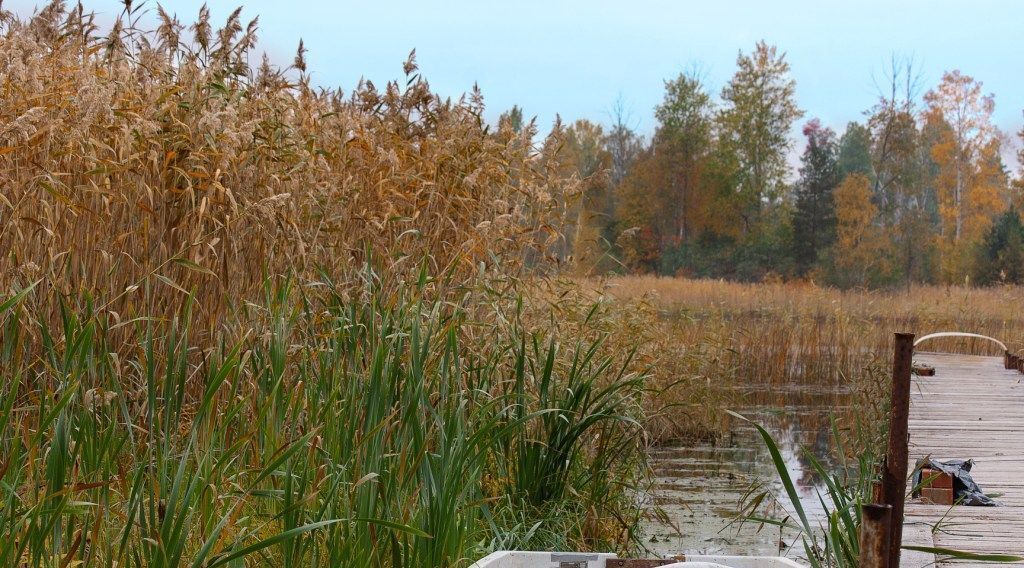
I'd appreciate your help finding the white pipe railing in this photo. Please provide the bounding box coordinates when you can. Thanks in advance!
[913,331,1007,353]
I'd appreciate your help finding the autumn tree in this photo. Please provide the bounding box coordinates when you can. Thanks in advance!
[617,44,802,279]
[791,119,840,275]
[924,71,998,242]
[616,73,720,274]
[719,41,803,233]
[1015,126,1024,210]
[615,145,666,272]
[924,70,1007,280]
[868,59,935,285]
[969,139,1009,240]
[606,96,644,188]
[869,72,919,223]
[1011,126,1024,210]
[602,98,645,270]
[831,173,888,287]
[653,70,716,244]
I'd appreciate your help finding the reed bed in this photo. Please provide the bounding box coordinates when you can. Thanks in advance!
[586,275,1024,444]
[0,5,661,566]
[602,276,1024,356]
[0,2,577,333]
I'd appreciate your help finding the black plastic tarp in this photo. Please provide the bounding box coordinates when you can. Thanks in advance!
[912,458,997,506]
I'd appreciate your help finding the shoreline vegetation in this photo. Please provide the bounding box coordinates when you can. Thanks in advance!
[0,5,662,564]
[2,2,1023,566]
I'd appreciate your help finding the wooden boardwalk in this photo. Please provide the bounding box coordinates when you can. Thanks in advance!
[902,352,1024,567]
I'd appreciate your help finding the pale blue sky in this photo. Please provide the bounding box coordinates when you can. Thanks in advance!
[10,0,1024,158]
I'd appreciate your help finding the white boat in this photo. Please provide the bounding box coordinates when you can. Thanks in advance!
[471,551,805,568]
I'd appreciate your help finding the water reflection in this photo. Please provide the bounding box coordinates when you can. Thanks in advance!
[643,382,855,558]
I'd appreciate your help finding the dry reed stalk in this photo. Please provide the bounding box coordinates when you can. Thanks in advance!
[0,2,581,343]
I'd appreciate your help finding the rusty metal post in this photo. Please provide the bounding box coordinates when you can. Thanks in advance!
[860,504,893,568]
[883,332,913,568]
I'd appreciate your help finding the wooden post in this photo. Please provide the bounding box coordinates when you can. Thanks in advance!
[872,479,884,503]
[860,504,893,568]
[883,332,914,568]
[1006,350,1012,369]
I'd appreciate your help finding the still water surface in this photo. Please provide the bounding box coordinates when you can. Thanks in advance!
[643,383,855,558]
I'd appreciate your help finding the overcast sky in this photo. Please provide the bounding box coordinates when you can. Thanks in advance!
[9,0,1024,162]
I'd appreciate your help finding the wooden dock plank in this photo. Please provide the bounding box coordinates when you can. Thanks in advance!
[901,352,1024,567]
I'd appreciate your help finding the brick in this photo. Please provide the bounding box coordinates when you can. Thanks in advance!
[919,487,954,505]
[913,363,936,376]
[920,468,953,489]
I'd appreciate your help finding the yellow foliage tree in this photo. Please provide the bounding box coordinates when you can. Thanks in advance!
[966,139,1010,241]
[833,173,888,286]
[924,70,1007,281]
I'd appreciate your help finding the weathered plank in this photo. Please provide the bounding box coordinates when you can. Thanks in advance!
[901,352,1024,567]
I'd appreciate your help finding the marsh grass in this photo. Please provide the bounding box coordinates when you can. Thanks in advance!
[0,274,652,567]
[0,2,579,335]
[603,276,1024,357]
[0,6,675,565]
[590,275,1024,441]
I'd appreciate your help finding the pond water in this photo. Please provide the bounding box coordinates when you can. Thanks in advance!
[642,382,857,558]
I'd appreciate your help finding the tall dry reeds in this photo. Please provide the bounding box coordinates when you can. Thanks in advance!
[0,1,578,333]
[602,275,1024,356]
[0,4,661,566]
[594,275,1024,444]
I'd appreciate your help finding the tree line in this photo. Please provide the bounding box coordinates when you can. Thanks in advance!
[539,42,1024,287]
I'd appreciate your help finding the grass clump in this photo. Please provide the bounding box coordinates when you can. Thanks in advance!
[733,412,882,568]
[0,275,650,567]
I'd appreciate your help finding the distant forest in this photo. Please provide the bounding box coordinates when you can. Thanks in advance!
[530,42,1024,287]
